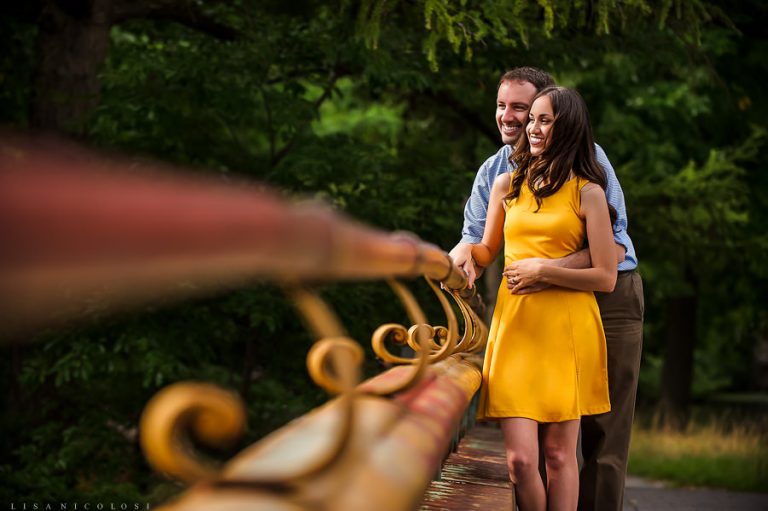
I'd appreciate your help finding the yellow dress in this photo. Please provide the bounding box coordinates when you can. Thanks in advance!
[477,177,611,422]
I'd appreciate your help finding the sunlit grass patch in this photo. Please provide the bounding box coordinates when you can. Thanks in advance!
[628,415,768,493]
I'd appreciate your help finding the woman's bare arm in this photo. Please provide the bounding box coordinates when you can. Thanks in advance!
[470,173,510,268]
[508,183,617,292]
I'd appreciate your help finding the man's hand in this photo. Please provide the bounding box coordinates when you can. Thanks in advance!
[449,242,478,289]
[504,257,552,295]
[615,243,627,265]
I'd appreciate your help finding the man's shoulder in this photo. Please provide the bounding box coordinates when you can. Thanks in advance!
[479,145,512,174]
[593,142,606,158]
[593,142,616,175]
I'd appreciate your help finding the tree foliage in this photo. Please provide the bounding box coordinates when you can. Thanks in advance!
[1,0,766,501]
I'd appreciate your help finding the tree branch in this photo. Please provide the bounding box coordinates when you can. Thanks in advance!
[1,1,42,23]
[112,0,240,40]
[270,70,344,168]
[423,89,498,145]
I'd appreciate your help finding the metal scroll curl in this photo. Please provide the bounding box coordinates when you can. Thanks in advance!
[369,276,468,395]
[371,276,487,363]
[139,382,247,484]
[275,286,362,482]
[445,287,488,355]
[139,286,365,488]
[138,278,487,488]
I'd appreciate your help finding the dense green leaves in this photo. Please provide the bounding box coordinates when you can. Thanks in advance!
[1,0,766,502]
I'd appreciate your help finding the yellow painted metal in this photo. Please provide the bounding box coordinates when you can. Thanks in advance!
[371,279,431,366]
[305,336,363,395]
[140,280,486,510]
[154,355,483,511]
[447,287,488,354]
[139,383,246,483]
[421,276,459,363]
[368,279,433,395]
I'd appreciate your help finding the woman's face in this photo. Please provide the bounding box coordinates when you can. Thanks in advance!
[527,95,554,156]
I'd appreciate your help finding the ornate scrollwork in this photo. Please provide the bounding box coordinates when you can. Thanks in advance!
[306,336,364,394]
[288,286,363,394]
[139,286,366,488]
[275,286,362,482]
[139,382,246,483]
[138,273,487,490]
[445,287,488,354]
[366,280,429,395]
[370,276,488,366]
[422,276,459,362]
[368,276,475,395]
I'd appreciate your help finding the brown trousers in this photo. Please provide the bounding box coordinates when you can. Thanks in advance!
[578,271,644,511]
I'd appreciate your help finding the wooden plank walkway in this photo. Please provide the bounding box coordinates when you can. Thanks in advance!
[421,424,768,511]
[421,424,513,510]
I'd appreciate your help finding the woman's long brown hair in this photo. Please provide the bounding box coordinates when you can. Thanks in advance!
[506,86,615,224]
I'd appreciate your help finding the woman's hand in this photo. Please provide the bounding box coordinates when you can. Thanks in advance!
[504,259,545,294]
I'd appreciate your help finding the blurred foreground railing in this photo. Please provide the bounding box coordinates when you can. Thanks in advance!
[0,136,487,511]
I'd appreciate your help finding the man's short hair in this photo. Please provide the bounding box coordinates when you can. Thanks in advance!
[498,67,556,92]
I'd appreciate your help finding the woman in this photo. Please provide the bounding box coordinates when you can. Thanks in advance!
[471,87,616,511]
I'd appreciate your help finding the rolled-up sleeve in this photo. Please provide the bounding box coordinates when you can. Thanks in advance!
[461,146,511,244]
[595,144,638,270]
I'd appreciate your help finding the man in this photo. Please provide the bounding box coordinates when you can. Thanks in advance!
[449,67,644,511]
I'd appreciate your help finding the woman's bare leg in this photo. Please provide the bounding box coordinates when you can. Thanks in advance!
[541,419,580,511]
[500,418,546,511]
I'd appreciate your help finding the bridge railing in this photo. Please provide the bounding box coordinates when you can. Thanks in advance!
[0,136,487,511]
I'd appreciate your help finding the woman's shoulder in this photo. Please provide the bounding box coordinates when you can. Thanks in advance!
[577,178,602,193]
[491,171,513,193]
[578,180,607,208]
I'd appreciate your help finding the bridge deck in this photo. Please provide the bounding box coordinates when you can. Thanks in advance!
[421,425,768,511]
[421,424,513,510]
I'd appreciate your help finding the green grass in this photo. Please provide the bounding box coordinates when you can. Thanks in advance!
[628,414,768,493]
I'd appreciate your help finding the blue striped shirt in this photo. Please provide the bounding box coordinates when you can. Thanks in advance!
[460,144,637,270]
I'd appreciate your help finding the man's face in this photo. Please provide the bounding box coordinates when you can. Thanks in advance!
[496,80,538,146]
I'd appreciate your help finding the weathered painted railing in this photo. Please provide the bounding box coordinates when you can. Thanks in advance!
[0,136,487,511]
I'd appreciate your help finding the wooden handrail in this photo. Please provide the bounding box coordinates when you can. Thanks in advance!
[0,136,467,339]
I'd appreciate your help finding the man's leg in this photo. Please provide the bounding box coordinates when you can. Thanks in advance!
[578,271,644,511]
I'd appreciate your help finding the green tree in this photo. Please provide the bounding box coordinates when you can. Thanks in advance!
[550,2,768,427]
[0,0,762,502]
